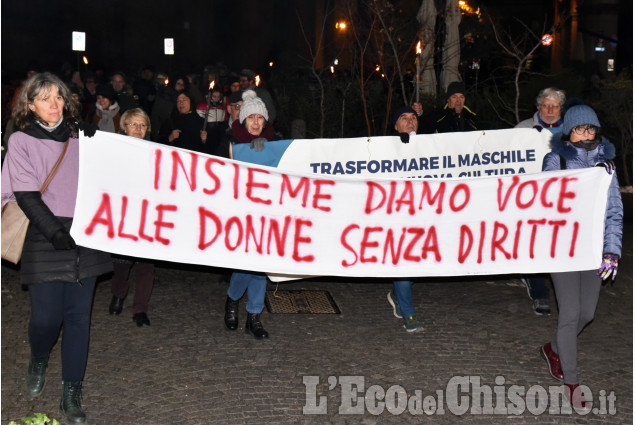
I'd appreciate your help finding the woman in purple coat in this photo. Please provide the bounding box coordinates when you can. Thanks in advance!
[1,72,111,424]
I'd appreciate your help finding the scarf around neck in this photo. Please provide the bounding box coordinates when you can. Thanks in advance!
[231,119,275,143]
[22,119,72,142]
[96,102,121,133]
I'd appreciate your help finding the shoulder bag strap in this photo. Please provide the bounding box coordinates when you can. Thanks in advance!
[40,138,70,194]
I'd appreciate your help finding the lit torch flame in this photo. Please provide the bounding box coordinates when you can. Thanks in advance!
[209,81,215,90]
[375,65,380,71]
[416,41,422,55]
[255,75,260,87]
[82,56,88,65]
[164,78,169,87]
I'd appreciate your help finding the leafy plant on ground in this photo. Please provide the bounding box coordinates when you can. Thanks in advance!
[9,413,60,425]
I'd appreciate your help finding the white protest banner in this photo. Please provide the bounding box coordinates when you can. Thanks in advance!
[72,131,609,277]
[232,128,553,179]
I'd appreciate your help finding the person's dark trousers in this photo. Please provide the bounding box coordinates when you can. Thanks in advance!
[525,274,550,300]
[28,277,97,382]
[111,261,155,314]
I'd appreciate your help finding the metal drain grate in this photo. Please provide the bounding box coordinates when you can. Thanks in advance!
[265,290,341,314]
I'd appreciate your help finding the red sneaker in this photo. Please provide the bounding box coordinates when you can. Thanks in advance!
[541,343,564,381]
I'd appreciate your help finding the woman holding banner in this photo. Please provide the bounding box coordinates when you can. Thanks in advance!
[224,89,280,339]
[1,72,112,424]
[108,108,156,327]
[540,105,622,410]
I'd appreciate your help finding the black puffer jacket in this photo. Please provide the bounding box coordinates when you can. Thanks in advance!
[20,217,112,285]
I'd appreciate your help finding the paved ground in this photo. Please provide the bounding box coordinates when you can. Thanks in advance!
[2,203,632,424]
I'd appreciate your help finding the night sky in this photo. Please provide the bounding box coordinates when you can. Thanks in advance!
[2,0,630,81]
[1,0,314,79]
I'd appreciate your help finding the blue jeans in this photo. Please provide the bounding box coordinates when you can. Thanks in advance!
[393,280,415,317]
[28,277,97,382]
[228,271,267,314]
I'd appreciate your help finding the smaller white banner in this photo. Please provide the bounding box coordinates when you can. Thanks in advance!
[275,128,552,178]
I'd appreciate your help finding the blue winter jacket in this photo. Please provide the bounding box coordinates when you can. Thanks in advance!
[542,135,623,257]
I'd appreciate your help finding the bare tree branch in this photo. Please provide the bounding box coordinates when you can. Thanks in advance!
[296,8,329,137]
[368,0,408,105]
[488,14,557,122]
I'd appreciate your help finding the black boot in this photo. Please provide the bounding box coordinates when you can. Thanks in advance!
[224,297,240,330]
[245,313,269,339]
[109,296,124,315]
[26,356,48,397]
[60,381,86,423]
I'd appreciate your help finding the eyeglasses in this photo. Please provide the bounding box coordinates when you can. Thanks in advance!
[231,104,242,110]
[573,125,598,135]
[126,122,147,128]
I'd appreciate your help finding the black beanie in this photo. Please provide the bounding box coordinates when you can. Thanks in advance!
[446,81,466,98]
[229,91,243,104]
[393,106,417,127]
[96,84,117,103]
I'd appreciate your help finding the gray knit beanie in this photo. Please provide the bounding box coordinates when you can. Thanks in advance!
[562,105,600,135]
[239,90,269,123]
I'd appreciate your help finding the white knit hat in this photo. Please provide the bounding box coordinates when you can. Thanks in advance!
[239,90,269,124]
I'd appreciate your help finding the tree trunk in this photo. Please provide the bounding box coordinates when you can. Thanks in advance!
[440,0,461,92]
[417,0,437,95]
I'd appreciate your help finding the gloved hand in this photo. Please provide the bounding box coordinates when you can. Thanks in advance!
[597,253,619,281]
[398,132,410,144]
[51,230,77,250]
[532,125,543,132]
[250,137,267,152]
[595,160,615,175]
[78,121,99,137]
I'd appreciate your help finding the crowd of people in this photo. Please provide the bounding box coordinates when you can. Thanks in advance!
[0,64,623,422]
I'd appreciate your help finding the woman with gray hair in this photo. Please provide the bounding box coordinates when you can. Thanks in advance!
[515,87,566,133]
[119,107,151,140]
[108,108,156,327]
[1,72,112,423]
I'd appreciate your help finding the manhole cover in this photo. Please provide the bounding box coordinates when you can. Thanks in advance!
[265,290,341,314]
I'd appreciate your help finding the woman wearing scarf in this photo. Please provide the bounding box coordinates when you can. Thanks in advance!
[92,84,121,133]
[1,72,112,424]
[223,89,280,339]
[540,105,622,411]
